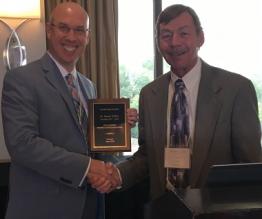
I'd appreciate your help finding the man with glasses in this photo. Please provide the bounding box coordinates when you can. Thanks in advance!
[50,23,89,36]
[1,2,137,219]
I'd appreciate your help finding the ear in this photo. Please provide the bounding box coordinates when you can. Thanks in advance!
[86,32,90,44]
[197,30,205,47]
[46,23,52,40]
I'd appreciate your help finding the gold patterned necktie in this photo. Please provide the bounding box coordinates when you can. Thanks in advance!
[168,79,190,188]
[65,73,87,134]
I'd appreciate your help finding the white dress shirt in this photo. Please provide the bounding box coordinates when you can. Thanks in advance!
[166,58,202,149]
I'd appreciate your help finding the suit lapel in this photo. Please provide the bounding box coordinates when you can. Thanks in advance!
[149,73,170,182]
[40,54,83,133]
[191,62,223,186]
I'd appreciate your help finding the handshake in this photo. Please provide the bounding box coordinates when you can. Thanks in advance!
[85,108,138,193]
[86,159,122,193]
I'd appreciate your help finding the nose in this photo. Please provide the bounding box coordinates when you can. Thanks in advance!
[66,29,77,41]
[171,33,182,46]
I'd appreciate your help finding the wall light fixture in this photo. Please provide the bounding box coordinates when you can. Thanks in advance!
[0,0,41,70]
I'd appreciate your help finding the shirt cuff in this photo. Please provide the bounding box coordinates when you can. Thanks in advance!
[78,158,92,187]
[116,167,123,189]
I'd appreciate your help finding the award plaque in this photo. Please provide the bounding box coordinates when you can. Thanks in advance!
[88,98,131,152]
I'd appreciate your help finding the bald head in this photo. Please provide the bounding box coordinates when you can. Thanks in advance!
[50,2,89,27]
[46,2,90,72]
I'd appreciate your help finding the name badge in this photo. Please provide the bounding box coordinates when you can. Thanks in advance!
[164,148,191,169]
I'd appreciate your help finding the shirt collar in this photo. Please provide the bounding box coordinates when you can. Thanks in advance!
[47,51,77,79]
[170,58,202,91]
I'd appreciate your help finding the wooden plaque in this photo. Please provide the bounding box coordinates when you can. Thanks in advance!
[88,98,131,152]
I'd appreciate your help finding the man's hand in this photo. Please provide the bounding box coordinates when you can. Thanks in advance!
[127,108,138,128]
[87,159,111,193]
[87,159,122,193]
[105,162,122,192]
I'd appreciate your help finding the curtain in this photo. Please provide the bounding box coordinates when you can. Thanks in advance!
[44,0,120,99]
[86,0,119,99]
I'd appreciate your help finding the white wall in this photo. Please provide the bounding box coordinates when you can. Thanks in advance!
[0,1,46,161]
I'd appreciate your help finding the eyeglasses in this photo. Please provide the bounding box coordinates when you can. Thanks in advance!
[51,23,89,36]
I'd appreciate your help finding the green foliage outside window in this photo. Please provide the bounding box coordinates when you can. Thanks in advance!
[120,60,262,138]
[120,60,154,138]
[254,83,262,122]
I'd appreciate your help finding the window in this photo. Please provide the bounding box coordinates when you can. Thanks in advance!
[119,0,262,155]
[162,0,262,121]
[118,1,154,155]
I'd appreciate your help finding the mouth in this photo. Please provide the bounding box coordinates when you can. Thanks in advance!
[168,47,188,57]
[63,44,78,52]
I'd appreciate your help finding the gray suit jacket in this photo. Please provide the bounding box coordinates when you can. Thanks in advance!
[2,54,103,219]
[118,60,261,200]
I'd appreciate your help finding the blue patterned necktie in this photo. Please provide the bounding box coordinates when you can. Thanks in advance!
[168,79,189,188]
[66,73,88,135]
[170,79,189,146]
